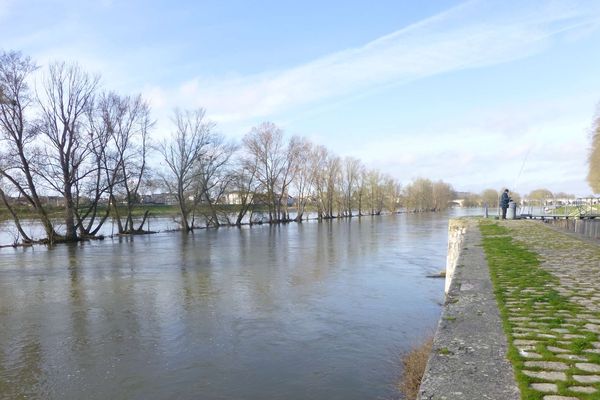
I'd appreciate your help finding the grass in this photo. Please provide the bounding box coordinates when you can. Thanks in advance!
[479,220,600,400]
[397,337,433,400]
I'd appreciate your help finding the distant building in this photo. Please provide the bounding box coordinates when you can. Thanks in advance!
[141,193,178,205]
[41,196,65,207]
[220,191,248,205]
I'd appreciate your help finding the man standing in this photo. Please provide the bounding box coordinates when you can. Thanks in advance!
[500,189,511,219]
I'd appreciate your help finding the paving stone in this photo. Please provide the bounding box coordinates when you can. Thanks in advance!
[474,222,600,398]
[537,333,556,338]
[524,361,569,371]
[563,334,586,339]
[577,314,596,319]
[573,375,600,383]
[519,350,543,359]
[568,386,597,394]
[556,354,587,361]
[522,370,567,381]
[546,346,569,353]
[575,363,600,373]
[517,345,536,351]
[583,323,600,333]
[509,316,530,321]
[514,339,539,346]
[530,383,557,392]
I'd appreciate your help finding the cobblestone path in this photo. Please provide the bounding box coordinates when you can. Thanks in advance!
[488,221,600,400]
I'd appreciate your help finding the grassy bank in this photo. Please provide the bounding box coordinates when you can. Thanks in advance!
[480,220,600,400]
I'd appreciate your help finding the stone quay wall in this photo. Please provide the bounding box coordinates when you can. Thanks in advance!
[417,219,519,400]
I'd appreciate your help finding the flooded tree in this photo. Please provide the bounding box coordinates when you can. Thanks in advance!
[403,178,453,212]
[96,92,153,234]
[431,180,454,211]
[310,146,341,219]
[341,157,362,217]
[382,175,402,213]
[0,51,57,243]
[291,138,314,222]
[243,122,301,223]
[230,156,259,225]
[195,133,237,227]
[157,108,214,232]
[1,49,456,244]
[37,62,99,242]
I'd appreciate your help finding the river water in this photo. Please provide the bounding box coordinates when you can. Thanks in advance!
[0,210,479,400]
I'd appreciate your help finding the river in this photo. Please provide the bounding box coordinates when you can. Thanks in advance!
[0,209,480,400]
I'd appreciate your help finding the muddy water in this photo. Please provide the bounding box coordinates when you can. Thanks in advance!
[0,211,471,399]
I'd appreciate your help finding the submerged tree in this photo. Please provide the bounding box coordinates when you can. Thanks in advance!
[157,108,214,232]
[195,132,237,227]
[0,51,58,242]
[37,62,99,242]
[243,122,301,223]
[97,92,153,234]
[341,157,361,217]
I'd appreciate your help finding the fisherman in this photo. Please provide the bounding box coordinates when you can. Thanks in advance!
[500,189,511,220]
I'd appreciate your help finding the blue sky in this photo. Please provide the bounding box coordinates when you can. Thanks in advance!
[2,0,600,195]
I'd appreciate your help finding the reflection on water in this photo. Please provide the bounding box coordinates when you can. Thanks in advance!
[0,210,474,400]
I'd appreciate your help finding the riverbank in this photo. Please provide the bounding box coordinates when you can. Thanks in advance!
[419,219,600,399]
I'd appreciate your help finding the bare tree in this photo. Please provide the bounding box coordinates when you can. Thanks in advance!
[403,178,433,212]
[431,180,453,211]
[36,62,99,242]
[195,133,237,227]
[480,188,499,208]
[291,138,314,222]
[325,155,341,218]
[310,145,331,219]
[527,188,553,204]
[230,155,259,225]
[341,157,361,217]
[96,92,153,234]
[382,175,401,213]
[157,108,213,232]
[243,122,301,223]
[0,51,57,243]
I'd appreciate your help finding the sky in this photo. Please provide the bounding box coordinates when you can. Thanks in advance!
[2,0,600,196]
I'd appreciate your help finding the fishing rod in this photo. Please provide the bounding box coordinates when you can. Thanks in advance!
[494,145,533,218]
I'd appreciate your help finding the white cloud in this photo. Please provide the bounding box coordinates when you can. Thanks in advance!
[154,0,600,124]
[355,93,596,196]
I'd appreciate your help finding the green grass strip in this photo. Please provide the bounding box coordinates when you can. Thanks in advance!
[479,220,600,400]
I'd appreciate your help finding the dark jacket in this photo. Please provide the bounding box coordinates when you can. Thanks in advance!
[500,192,510,208]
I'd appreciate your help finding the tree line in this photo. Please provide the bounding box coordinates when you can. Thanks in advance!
[0,51,455,245]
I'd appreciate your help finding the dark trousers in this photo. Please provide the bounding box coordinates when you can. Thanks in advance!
[501,207,508,219]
